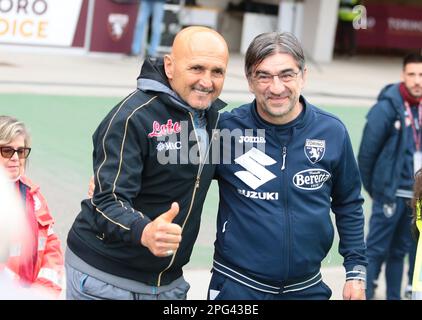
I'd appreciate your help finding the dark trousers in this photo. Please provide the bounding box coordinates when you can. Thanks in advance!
[338,20,357,56]
[408,237,417,285]
[366,197,413,300]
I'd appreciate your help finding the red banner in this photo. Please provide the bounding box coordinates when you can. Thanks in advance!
[357,4,422,49]
[89,0,139,53]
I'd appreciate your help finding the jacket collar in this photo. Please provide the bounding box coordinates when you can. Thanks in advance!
[18,177,53,225]
[378,83,406,113]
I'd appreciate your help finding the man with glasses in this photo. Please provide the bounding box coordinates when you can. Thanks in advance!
[208,32,367,300]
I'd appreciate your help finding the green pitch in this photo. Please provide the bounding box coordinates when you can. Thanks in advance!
[0,93,371,269]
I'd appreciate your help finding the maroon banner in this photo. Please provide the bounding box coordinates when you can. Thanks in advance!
[357,4,422,49]
[72,0,89,48]
[89,0,139,53]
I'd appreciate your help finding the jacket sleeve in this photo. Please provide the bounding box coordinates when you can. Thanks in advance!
[33,224,64,297]
[92,107,151,246]
[331,128,367,282]
[31,191,64,297]
[357,101,394,197]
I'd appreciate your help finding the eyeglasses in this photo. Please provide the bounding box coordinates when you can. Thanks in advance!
[253,70,301,85]
[0,146,31,159]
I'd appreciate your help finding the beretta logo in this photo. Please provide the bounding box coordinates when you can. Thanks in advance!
[293,169,331,190]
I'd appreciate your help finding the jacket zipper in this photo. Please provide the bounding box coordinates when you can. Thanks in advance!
[156,112,220,286]
[281,146,287,171]
[281,145,290,280]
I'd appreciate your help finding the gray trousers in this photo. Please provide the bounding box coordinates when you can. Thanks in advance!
[66,263,190,300]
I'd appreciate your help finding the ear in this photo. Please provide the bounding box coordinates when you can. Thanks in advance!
[164,54,174,80]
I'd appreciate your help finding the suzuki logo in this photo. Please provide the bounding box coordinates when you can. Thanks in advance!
[234,147,276,190]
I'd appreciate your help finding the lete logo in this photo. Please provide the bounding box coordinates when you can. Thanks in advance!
[293,169,331,190]
[148,119,181,138]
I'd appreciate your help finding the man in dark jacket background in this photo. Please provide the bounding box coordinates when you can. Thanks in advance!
[358,53,422,300]
[65,26,229,300]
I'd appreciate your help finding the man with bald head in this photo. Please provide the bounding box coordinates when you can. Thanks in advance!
[66,26,229,300]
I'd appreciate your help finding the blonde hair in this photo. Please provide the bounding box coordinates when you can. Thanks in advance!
[0,115,31,147]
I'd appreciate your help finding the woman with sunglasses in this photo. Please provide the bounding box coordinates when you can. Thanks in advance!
[0,115,64,298]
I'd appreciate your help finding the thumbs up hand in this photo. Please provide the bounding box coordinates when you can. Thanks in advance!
[160,202,179,223]
[87,176,95,198]
[141,202,182,257]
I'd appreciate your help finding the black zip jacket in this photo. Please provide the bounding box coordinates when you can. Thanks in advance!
[67,58,225,286]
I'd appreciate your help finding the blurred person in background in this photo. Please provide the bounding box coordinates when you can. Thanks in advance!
[337,0,361,57]
[131,0,166,59]
[358,53,422,300]
[371,236,417,299]
[0,115,64,298]
[411,168,422,299]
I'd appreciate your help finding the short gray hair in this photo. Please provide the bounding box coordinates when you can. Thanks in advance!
[0,115,31,147]
[245,32,305,78]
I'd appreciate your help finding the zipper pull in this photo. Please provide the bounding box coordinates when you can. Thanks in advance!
[281,146,287,171]
[222,221,228,233]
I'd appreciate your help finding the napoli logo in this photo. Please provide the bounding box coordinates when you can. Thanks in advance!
[304,139,325,164]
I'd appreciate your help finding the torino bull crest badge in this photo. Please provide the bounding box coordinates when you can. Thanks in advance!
[108,14,129,42]
[304,139,325,164]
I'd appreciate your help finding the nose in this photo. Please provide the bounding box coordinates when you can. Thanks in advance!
[270,75,286,94]
[9,150,19,161]
[198,71,212,88]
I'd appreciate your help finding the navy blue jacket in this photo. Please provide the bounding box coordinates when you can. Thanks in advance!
[358,83,410,203]
[214,97,367,286]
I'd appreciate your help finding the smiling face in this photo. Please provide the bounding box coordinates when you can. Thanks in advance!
[164,27,229,110]
[248,52,306,125]
[0,135,26,181]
